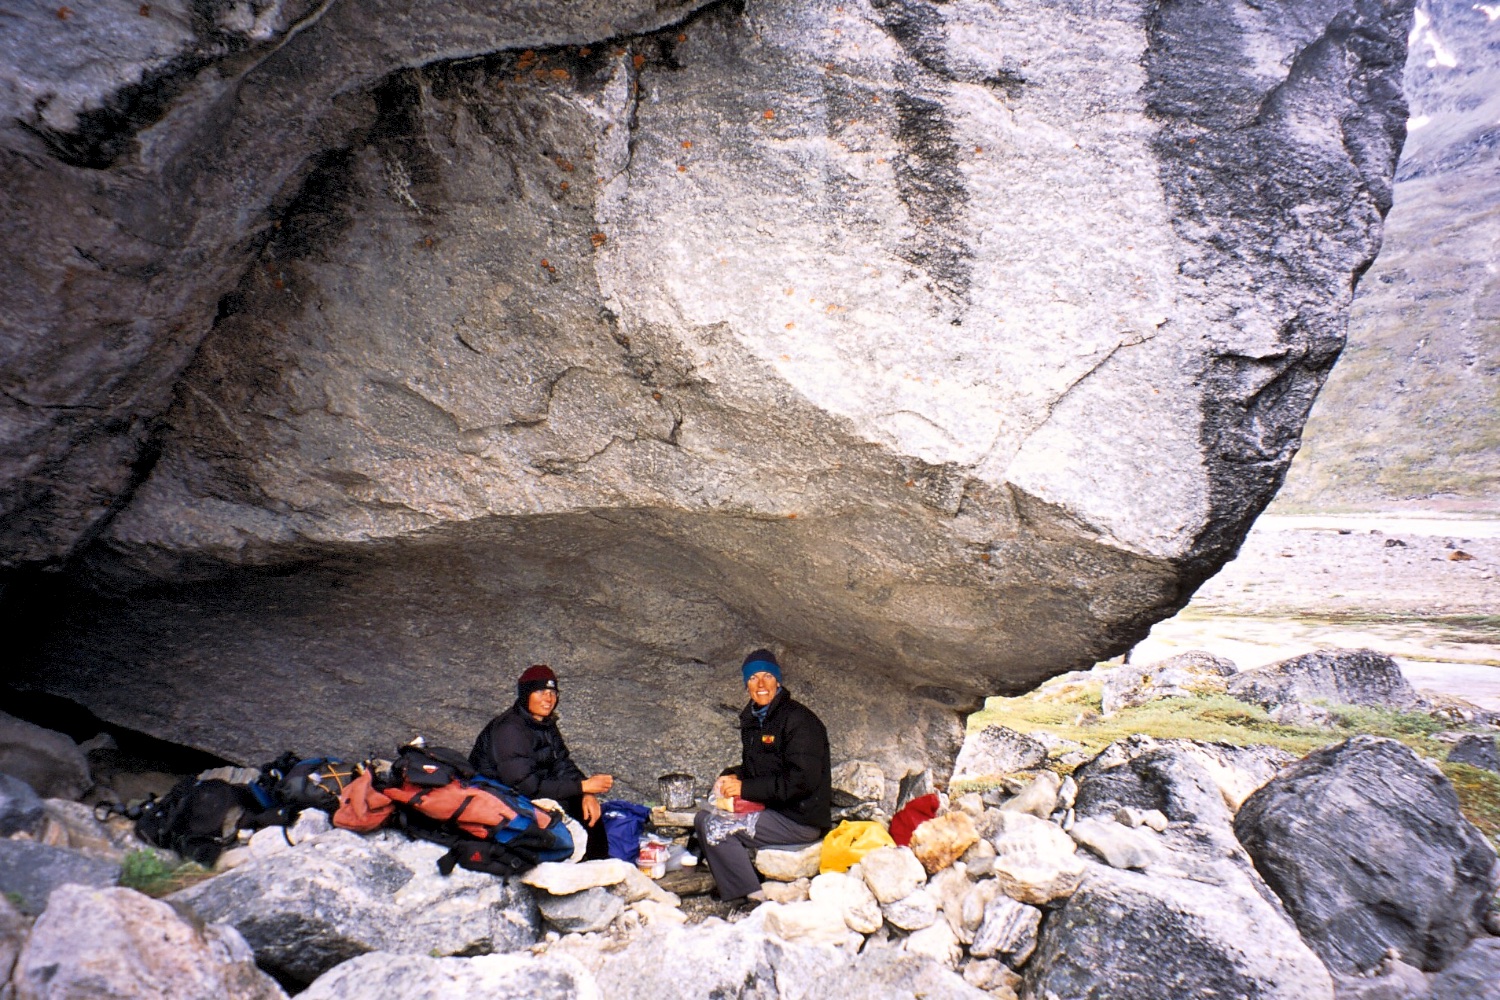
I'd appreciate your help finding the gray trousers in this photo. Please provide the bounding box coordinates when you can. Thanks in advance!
[694,808,823,901]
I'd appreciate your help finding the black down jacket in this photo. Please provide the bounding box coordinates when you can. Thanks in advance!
[726,687,832,832]
[468,703,587,801]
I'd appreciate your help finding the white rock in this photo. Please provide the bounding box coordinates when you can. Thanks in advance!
[859,846,928,904]
[1000,770,1062,819]
[298,950,597,1000]
[629,899,688,927]
[1057,775,1079,812]
[881,888,939,931]
[761,878,811,904]
[288,810,332,844]
[960,837,997,878]
[952,793,985,817]
[753,841,822,881]
[522,859,636,895]
[1071,817,1167,870]
[612,865,679,907]
[248,825,292,858]
[809,871,883,935]
[14,885,286,1000]
[904,917,962,969]
[957,879,1001,944]
[963,958,1023,997]
[926,864,972,938]
[761,899,850,947]
[990,812,1086,905]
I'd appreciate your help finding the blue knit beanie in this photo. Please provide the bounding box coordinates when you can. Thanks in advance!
[741,649,782,685]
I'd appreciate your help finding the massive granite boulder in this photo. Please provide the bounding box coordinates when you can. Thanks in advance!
[2,0,1412,782]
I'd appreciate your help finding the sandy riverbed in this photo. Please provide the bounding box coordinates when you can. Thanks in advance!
[1129,513,1500,709]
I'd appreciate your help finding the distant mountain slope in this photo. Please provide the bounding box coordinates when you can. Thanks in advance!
[1274,0,1499,512]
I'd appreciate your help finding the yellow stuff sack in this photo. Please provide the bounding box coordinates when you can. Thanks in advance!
[819,819,896,874]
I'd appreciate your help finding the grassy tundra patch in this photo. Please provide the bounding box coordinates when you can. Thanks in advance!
[966,678,1500,846]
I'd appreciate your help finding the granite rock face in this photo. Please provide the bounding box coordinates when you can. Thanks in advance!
[1234,736,1499,974]
[3,0,1412,783]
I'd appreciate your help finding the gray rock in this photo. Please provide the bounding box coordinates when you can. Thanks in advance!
[952,728,1047,783]
[171,830,539,986]
[38,799,140,860]
[1428,937,1500,1000]
[830,761,886,807]
[1073,746,1235,829]
[0,713,90,801]
[0,893,22,996]
[1076,735,1295,813]
[896,770,937,812]
[1446,735,1500,774]
[536,886,623,935]
[1234,736,1499,973]
[7,0,1414,798]
[0,775,44,838]
[881,888,939,931]
[13,884,286,1000]
[1332,959,1433,1000]
[1101,650,1237,714]
[299,950,593,1000]
[1024,863,1334,1000]
[0,840,119,916]
[968,893,1041,967]
[1228,649,1423,712]
[1069,817,1166,871]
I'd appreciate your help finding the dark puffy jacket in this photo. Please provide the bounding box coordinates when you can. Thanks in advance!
[469,703,586,801]
[726,687,831,832]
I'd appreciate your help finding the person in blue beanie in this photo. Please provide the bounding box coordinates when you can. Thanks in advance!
[694,649,832,909]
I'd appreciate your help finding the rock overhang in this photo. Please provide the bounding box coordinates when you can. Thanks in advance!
[1,0,1415,783]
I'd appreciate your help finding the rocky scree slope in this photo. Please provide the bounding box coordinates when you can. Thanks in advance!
[2,0,1412,785]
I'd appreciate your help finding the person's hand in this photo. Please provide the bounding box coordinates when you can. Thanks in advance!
[718,775,742,798]
[582,793,601,826]
[581,773,613,795]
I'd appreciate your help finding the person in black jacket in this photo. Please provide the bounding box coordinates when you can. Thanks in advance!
[469,664,614,860]
[694,649,832,906]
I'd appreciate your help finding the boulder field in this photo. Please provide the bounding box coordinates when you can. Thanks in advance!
[2,0,1412,785]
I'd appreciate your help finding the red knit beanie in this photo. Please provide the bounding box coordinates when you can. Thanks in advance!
[517,664,558,700]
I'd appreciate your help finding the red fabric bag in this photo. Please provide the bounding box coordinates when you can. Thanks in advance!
[888,792,941,847]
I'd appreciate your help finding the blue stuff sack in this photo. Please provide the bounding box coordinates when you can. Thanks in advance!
[602,800,652,862]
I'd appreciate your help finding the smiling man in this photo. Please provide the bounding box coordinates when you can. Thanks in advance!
[694,649,833,908]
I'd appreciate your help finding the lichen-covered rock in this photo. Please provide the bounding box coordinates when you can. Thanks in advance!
[171,830,539,986]
[1072,745,1237,828]
[1101,650,1236,714]
[1023,863,1335,1000]
[13,885,286,1000]
[1227,649,1423,713]
[1234,737,1499,974]
[7,0,1416,797]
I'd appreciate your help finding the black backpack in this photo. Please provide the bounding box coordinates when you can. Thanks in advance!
[134,777,255,866]
[258,752,357,816]
[389,743,475,789]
